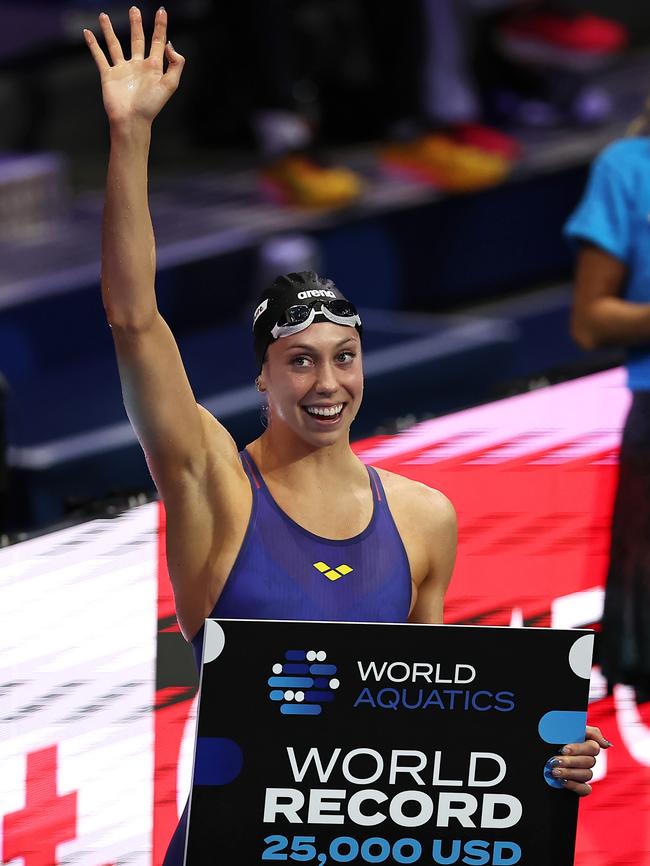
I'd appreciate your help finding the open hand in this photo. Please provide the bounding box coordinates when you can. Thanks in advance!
[549,725,612,797]
[84,6,184,126]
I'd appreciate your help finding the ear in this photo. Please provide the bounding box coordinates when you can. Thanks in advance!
[256,376,266,393]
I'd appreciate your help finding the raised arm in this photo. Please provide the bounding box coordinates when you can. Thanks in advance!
[85,9,249,638]
[84,8,240,488]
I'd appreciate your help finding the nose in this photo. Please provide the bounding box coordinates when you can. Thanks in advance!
[315,360,338,394]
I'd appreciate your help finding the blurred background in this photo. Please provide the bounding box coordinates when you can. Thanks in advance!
[0,0,646,535]
[0,1,649,864]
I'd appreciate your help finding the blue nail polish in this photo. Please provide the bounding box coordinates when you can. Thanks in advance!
[544,757,565,789]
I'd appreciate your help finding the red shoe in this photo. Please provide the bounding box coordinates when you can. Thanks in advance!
[450,123,522,161]
[499,13,628,70]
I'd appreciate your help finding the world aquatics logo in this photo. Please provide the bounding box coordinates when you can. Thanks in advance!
[268,649,340,715]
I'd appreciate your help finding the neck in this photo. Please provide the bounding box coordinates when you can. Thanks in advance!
[250,423,361,481]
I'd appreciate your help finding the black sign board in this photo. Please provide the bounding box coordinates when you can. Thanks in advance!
[184,620,593,866]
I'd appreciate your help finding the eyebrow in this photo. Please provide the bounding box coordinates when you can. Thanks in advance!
[285,337,358,353]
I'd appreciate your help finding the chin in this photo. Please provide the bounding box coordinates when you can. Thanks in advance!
[299,418,352,448]
[301,427,346,449]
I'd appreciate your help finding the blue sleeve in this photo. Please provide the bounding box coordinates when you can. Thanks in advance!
[564,148,632,263]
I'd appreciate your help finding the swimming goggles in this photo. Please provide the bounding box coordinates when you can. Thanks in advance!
[271,300,362,340]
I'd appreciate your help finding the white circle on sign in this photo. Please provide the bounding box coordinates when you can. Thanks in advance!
[316,650,327,661]
[569,634,595,679]
[295,691,305,702]
[272,663,282,674]
[203,620,226,664]
[329,678,340,689]
[284,690,295,701]
[306,650,317,661]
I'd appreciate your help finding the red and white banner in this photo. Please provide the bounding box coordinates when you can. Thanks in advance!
[0,506,159,865]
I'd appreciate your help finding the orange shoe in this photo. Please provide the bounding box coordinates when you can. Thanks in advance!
[260,153,363,208]
[381,134,511,192]
[451,123,522,161]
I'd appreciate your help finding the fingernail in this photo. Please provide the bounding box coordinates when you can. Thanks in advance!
[159,5,166,11]
[551,758,563,767]
[604,739,613,748]
[561,746,571,755]
[560,778,569,786]
[168,40,174,50]
[552,768,563,778]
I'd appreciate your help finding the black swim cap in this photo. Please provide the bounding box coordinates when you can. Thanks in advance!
[252,271,362,370]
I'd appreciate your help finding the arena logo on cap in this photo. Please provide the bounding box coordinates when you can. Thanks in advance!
[296,289,336,300]
[268,649,340,716]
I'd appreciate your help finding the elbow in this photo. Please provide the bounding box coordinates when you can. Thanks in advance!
[103,300,157,334]
[570,314,601,351]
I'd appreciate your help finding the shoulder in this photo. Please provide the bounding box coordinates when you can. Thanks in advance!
[375,467,456,536]
[594,138,650,184]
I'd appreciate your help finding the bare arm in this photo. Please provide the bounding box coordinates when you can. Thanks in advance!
[571,243,650,350]
[408,490,457,625]
[85,9,242,490]
[86,10,250,637]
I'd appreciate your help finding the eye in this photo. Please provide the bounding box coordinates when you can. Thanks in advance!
[336,351,356,364]
[290,355,313,368]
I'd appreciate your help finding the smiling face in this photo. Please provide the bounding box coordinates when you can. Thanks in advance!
[260,322,363,448]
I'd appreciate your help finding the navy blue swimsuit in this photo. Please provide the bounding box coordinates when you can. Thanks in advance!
[163,450,412,864]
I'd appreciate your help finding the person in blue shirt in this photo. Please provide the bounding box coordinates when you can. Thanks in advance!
[84,8,610,862]
[566,123,650,703]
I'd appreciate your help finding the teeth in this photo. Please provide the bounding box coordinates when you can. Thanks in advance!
[306,404,343,417]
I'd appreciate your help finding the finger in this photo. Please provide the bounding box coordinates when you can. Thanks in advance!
[99,12,125,65]
[561,739,600,757]
[552,755,597,770]
[563,780,593,797]
[130,6,146,60]
[586,726,613,748]
[149,6,168,66]
[551,765,594,784]
[162,41,185,93]
[83,29,110,75]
